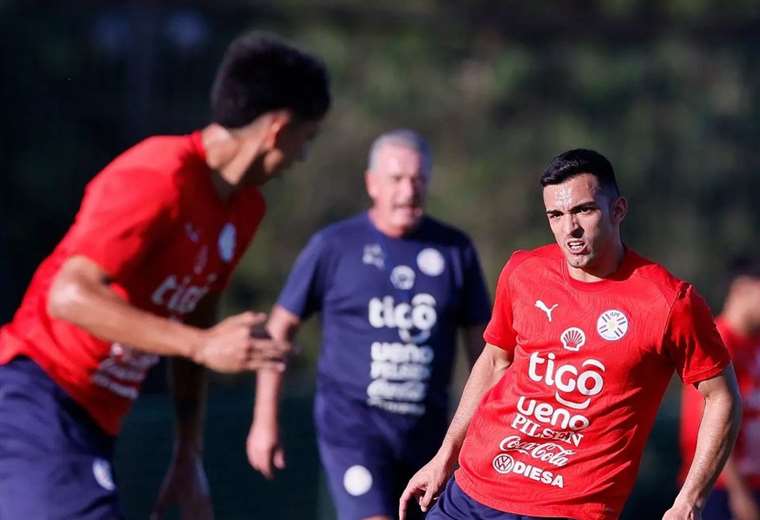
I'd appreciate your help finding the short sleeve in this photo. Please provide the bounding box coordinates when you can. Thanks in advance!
[276,232,331,319]
[483,256,519,353]
[663,284,731,384]
[67,168,177,280]
[458,240,492,326]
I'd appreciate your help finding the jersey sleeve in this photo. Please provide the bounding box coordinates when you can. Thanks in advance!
[276,232,331,320]
[457,240,492,326]
[66,168,177,281]
[483,255,519,353]
[662,284,731,384]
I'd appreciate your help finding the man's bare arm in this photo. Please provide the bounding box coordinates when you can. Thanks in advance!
[247,305,302,479]
[47,256,287,372]
[664,366,742,519]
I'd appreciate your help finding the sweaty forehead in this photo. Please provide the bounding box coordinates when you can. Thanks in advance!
[543,174,602,210]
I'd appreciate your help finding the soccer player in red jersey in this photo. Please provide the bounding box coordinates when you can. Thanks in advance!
[0,32,329,519]
[680,258,760,520]
[400,149,742,520]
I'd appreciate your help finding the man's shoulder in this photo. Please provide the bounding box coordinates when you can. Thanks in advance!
[101,134,199,181]
[305,213,369,250]
[418,216,473,245]
[504,243,562,274]
[111,134,193,167]
[316,213,367,236]
[625,248,687,300]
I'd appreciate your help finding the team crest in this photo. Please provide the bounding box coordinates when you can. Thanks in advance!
[597,310,629,341]
[362,243,385,269]
[390,265,415,290]
[218,223,236,263]
[561,327,586,352]
[417,248,445,276]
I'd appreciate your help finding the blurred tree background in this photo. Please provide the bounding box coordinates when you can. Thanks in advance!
[3,1,760,518]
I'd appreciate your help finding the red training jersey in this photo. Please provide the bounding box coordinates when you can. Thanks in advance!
[679,318,760,489]
[0,132,266,435]
[455,244,729,520]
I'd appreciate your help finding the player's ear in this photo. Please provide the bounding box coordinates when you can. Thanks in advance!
[611,196,628,224]
[365,170,378,199]
[262,110,293,150]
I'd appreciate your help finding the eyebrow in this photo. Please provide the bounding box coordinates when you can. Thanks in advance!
[545,200,598,214]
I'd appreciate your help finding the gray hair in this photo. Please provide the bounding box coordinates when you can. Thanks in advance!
[367,129,432,177]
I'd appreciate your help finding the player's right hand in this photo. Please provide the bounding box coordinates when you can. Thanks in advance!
[194,312,290,373]
[399,453,455,520]
[246,420,286,479]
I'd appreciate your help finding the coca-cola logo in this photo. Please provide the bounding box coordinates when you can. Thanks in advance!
[498,435,575,467]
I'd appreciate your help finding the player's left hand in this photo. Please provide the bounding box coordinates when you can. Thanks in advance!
[662,500,702,520]
[151,447,214,520]
[247,419,286,479]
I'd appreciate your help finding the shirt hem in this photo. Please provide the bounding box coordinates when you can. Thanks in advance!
[454,470,618,520]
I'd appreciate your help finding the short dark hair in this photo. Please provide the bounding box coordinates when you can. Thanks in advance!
[540,149,620,197]
[210,32,331,128]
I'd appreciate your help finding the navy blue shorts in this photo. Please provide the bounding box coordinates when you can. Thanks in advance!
[314,390,443,520]
[426,477,570,520]
[0,357,123,519]
[317,435,430,520]
[702,488,760,520]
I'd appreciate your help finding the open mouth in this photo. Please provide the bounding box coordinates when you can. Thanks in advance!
[566,240,587,255]
[394,204,420,214]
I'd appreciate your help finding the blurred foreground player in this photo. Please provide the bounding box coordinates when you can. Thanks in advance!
[248,130,491,519]
[0,31,330,520]
[400,149,741,520]
[680,258,760,520]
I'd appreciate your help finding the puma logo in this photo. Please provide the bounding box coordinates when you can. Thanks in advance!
[535,300,558,322]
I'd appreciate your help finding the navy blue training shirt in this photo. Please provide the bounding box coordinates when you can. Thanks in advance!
[278,212,491,425]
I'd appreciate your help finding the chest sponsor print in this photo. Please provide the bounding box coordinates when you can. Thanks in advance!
[91,343,160,399]
[498,435,576,467]
[560,327,586,352]
[151,273,218,315]
[492,453,564,488]
[509,351,607,444]
[366,293,439,415]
